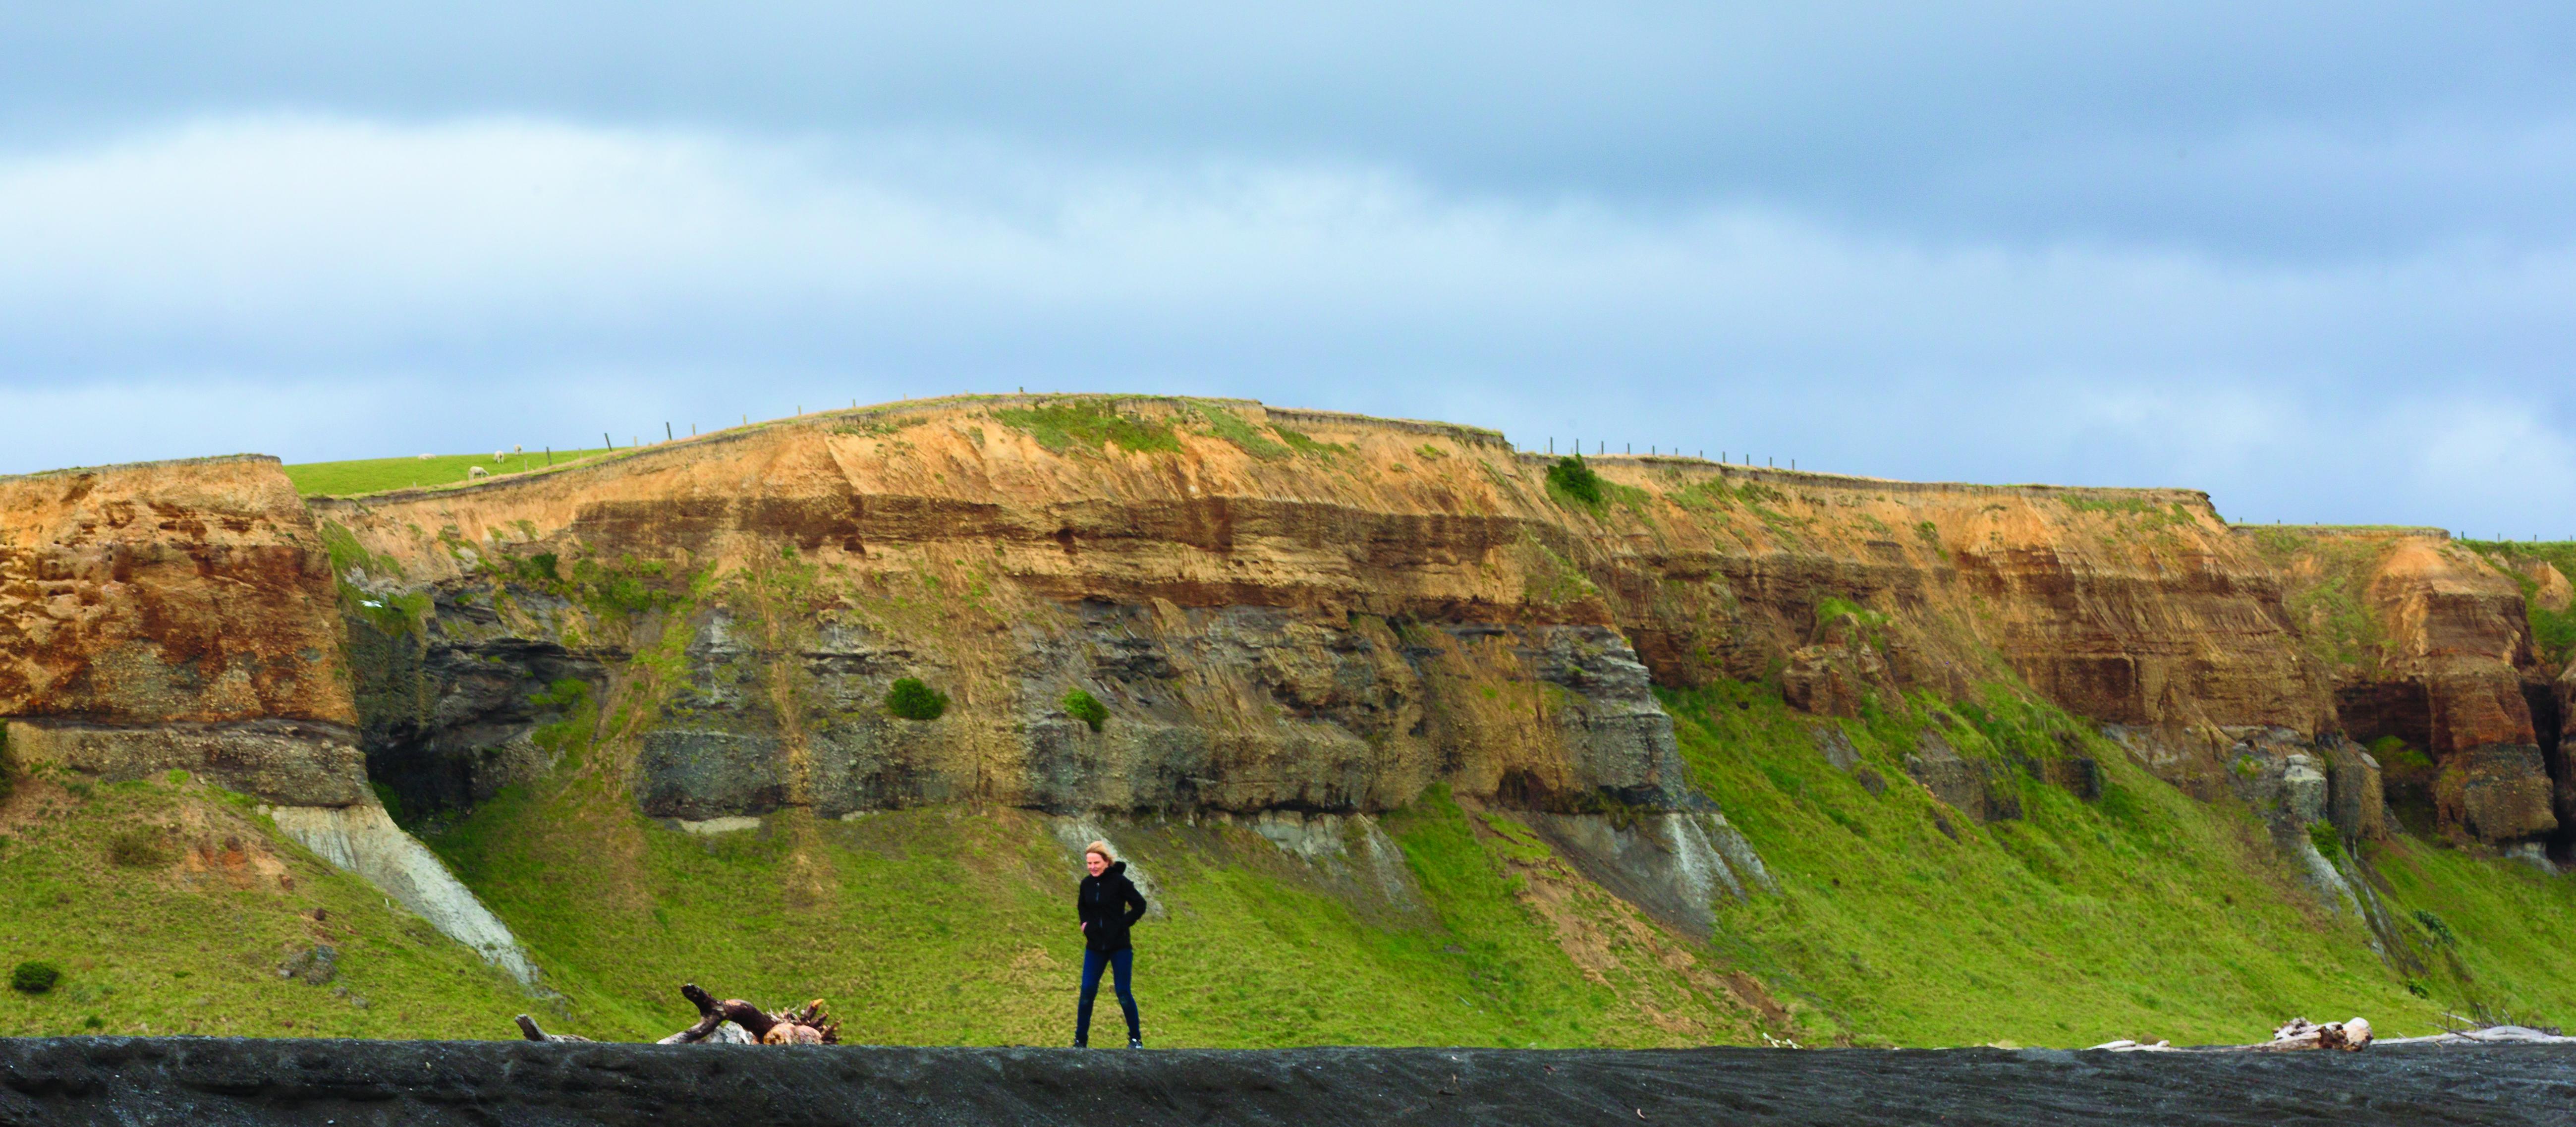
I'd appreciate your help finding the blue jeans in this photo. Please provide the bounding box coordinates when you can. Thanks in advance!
[1077,948,1139,1044]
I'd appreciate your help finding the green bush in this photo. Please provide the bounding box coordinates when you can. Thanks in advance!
[10,960,60,994]
[2306,821,2343,858]
[106,827,172,868]
[1063,688,1109,732]
[885,677,950,721]
[2413,908,2458,947]
[1545,455,1603,507]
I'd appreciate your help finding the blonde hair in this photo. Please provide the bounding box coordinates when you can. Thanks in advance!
[1084,840,1114,862]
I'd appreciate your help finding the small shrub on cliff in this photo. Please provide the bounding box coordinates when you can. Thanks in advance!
[885,678,949,721]
[11,960,60,994]
[1063,688,1108,732]
[106,826,173,868]
[1545,455,1604,507]
[2413,908,2458,947]
[2306,821,2344,858]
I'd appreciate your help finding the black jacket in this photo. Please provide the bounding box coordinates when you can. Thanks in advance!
[1077,862,1148,952]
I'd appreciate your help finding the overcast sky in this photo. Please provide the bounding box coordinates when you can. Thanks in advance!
[6,2,2573,533]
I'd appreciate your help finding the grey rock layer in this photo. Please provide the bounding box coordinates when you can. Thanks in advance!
[2,718,369,806]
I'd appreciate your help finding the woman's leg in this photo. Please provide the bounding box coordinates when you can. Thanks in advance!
[1076,948,1108,1046]
[1110,948,1140,1043]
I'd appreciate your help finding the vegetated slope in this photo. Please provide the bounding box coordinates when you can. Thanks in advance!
[283,449,615,497]
[430,749,1769,1046]
[0,767,529,1038]
[423,668,2576,1049]
[1664,681,2557,1046]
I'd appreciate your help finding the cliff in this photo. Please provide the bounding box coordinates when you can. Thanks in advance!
[301,405,2218,804]
[294,396,2556,850]
[7,395,2573,1047]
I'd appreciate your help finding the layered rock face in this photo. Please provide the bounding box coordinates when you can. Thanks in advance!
[315,403,1711,824]
[11,398,2562,858]
[299,397,2352,848]
[0,456,364,803]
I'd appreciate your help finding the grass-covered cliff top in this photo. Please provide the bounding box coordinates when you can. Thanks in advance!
[283,448,615,497]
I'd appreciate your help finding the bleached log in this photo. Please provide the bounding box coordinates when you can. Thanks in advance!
[2257,1016,2372,1052]
[515,1014,591,1043]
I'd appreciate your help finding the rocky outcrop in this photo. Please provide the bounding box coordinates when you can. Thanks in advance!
[0,456,543,984]
[0,456,359,798]
[2257,529,2562,847]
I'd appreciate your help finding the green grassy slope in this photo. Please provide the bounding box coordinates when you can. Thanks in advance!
[430,746,1763,1046]
[0,770,530,1038]
[415,673,2576,1048]
[282,448,615,497]
[1667,681,2454,1046]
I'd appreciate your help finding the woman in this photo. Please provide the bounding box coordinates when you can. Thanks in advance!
[1074,840,1148,1048]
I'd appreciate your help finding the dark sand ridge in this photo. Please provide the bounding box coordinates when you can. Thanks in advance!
[4,1039,2572,1126]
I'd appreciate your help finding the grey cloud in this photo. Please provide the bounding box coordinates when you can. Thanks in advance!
[1,117,2572,539]
[7,2,2575,253]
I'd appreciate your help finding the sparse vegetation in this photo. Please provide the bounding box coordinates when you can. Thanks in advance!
[885,678,950,722]
[2242,530,2393,670]
[994,399,1181,455]
[2060,495,2195,525]
[2460,540,2576,665]
[1062,689,1109,732]
[1190,404,1291,460]
[1271,426,1347,458]
[105,827,172,868]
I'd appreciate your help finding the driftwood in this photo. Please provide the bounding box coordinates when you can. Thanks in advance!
[2089,1016,2373,1054]
[520,983,838,1046]
[2254,1016,2372,1052]
[515,1015,592,1043]
[2379,1024,2575,1046]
